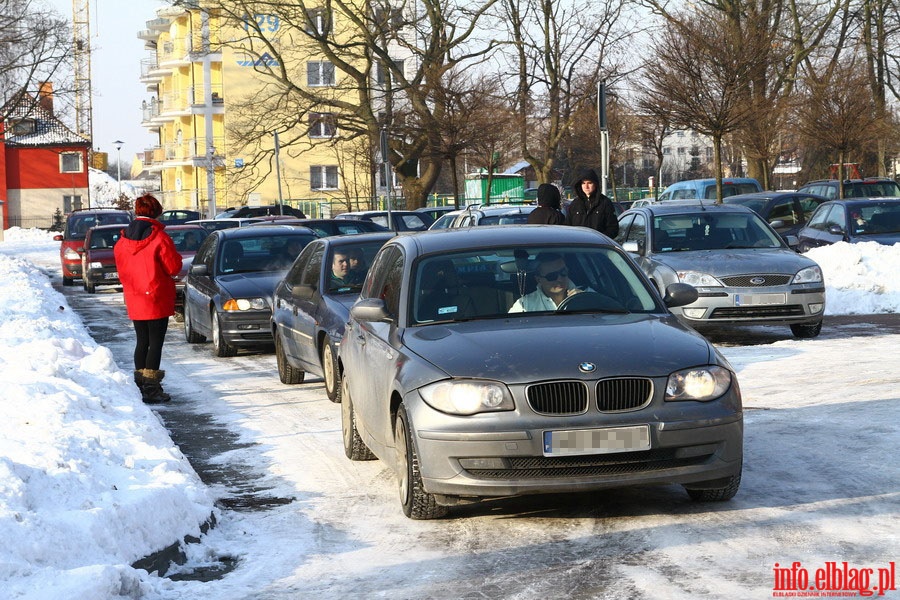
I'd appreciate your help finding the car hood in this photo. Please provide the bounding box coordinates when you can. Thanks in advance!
[402,314,715,383]
[217,271,286,301]
[653,248,816,275]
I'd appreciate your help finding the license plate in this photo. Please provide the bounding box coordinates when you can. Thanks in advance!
[734,293,785,306]
[104,272,118,280]
[543,425,650,456]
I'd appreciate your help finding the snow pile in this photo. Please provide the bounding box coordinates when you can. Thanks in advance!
[806,241,900,314]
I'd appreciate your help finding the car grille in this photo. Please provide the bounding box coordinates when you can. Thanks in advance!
[464,449,711,479]
[527,381,588,415]
[719,274,791,287]
[710,305,805,318]
[596,378,652,412]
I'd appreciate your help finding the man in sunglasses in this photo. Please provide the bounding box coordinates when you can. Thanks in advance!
[508,252,585,312]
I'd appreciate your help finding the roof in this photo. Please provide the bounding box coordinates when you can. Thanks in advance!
[393,223,613,255]
[628,203,756,217]
[2,91,89,147]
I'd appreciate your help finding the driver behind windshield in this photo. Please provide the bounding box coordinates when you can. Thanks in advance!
[508,252,584,312]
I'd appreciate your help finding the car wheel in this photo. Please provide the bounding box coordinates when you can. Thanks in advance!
[396,404,449,520]
[684,469,742,502]
[211,310,238,357]
[321,339,341,403]
[183,304,205,343]
[63,276,74,287]
[790,321,822,339]
[275,330,305,384]
[341,375,376,461]
[84,279,96,294]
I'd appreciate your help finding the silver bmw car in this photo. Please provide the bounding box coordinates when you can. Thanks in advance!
[616,203,826,338]
[339,226,743,519]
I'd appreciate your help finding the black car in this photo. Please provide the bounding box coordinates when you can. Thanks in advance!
[724,191,827,243]
[229,204,307,218]
[796,198,900,251]
[247,218,388,236]
[335,210,433,231]
[159,209,201,225]
[271,232,395,400]
[797,178,900,200]
[182,225,318,357]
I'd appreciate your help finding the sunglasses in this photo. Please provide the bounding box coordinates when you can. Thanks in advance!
[538,267,568,282]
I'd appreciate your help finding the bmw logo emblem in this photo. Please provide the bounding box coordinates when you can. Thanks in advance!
[578,362,596,373]
[750,277,766,285]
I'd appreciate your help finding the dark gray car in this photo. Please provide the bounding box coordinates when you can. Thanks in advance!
[796,198,900,251]
[339,226,743,519]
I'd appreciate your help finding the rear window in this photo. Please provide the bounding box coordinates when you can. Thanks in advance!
[704,183,761,199]
[845,181,900,198]
[66,213,131,240]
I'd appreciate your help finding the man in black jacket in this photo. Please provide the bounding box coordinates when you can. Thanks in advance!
[565,168,619,238]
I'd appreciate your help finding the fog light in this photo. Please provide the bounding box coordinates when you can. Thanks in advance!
[682,308,707,319]
[809,303,824,314]
[459,458,507,470]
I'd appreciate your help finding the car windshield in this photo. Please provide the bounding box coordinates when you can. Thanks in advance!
[410,245,659,324]
[724,198,767,214]
[87,229,121,249]
[852,202,900,235]
[217,234,317,275]
[653,212,783,252]
[166,228,209,252]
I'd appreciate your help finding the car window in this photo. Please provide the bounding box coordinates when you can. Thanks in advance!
[653,212,782,251]
[806,205,832,231]
[429,213,457,229]
[194,234,218,269]
[625,214,647,247]
[824,206,845,229]
[87,228,121,249]
[798,197,824,221]
[767,198,797,224]
[301,246,324,287]
[362,245,399,301]
[614,214,634,244]
[381,253,405,316]
[400,214,430,231]
[166,228,209,251]
[283,242,316,287]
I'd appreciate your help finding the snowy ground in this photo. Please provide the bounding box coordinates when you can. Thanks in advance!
[0,228,898,599]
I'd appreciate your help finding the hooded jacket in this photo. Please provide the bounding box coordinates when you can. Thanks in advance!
[565,168,619,238]
[114,217,183,320]
[528,183,566,225]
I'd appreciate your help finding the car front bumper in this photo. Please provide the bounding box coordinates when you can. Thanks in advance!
[84,265,119,286]
[672,286,826,326]
[217,309,274,347]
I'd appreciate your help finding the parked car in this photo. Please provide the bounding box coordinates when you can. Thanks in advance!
[159,209,201,225]
[53,208,132,286]
[229,204,307,218]
[182,225,318,357]
[428,210,465,230]
[163,225,211,322]
[185,218,262,232]
[80,224,125,294]
[335,210,433,231]
[657,177,762,202]
[247,218,388,236]
[724,191,827,243]
[271,232,395,400]
[415,206,458,222]
[796,198,900,251]
[797,178,900,200]
[339,225,742,519]
[443,204,536,227]
[616,203,826,338]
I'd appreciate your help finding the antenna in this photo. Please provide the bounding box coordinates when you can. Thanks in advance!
[72,0,93,144]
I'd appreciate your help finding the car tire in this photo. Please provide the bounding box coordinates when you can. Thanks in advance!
[790,321,822,339]
[396,404,449,520]
[275,330,305,384]
[211,310,238,357]
[684,469,741,502]
[321,339,341,403]
[84,280,96,294]
[183,304,205,343]
[63,276,74,287]
[341,375,376,461]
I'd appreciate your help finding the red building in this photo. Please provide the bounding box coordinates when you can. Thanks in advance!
[1,84,90,230]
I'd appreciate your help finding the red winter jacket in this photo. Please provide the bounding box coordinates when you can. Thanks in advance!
[114,217,183,320]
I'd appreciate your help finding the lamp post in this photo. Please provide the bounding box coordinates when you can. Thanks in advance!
[113,140,124,198]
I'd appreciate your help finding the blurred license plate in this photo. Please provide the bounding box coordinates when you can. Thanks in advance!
[104,272,118,280]
[543,425,650,456]
[734,293,785,306]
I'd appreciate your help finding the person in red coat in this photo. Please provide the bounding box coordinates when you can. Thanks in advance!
[114,194,183,403]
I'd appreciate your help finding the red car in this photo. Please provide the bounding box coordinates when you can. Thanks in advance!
[81,224,126,293]
[53,208,132,286]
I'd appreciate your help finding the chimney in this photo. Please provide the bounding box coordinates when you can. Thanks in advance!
[38,82,53,115]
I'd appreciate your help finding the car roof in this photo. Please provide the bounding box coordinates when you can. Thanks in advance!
[212,224,318,239]
[163,224,206,230]
[467,204,536,215]
[625,202,757,217]
[819,197,900,206]
[388,224,613,255]
[308,231,397,247]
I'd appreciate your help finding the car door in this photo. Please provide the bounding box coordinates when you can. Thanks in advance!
[799,204,834,249]
[189,235,221,336]
[275,242,314,364]
[292,244,326,369]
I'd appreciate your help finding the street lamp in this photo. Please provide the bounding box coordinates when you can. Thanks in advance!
[113,140,124,198]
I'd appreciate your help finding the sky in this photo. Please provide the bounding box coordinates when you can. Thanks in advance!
[0,189,898,597]
[44,0,168,169]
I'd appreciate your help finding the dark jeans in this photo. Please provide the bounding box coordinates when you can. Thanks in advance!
[133,317,169,371]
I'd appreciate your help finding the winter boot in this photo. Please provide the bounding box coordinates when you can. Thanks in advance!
[141,369,171,403]
[133,370,146,394]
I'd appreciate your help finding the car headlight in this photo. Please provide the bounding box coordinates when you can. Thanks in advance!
[222,297,267,311]
[89,261,102,269]
[676,270,722,287]
[666,366,732,402]
[64,248,80,260]
[419,380,515,415]
[792,265,823,284]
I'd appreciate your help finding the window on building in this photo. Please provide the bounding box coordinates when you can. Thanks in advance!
[374,7,404,31]
[60,152,83,173]
[310,166,339,190]
[376,59,405,85]
[307,61,335,86]
[63,195,83,212]
[7,118,36,136]
[663,147,672,155]
[308,113,336,138]
[677,147,686,155]
[305,8,331,35]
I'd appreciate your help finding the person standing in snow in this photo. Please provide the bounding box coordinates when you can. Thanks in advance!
[114,194,183,403]
[565,168,619,238]
[527,183,566,225]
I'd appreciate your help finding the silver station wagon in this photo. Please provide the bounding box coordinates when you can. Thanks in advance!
[616,203,826,338]
[339,226,744,519]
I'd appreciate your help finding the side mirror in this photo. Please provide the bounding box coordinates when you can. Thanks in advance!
[663,283,699,308]
[622,240,643,255]
[768,219,785,229]
[827,224,845,235]
[350,298,393,323]
[189,264,209,276]
[291,283,316,300]
[783,235,799,248]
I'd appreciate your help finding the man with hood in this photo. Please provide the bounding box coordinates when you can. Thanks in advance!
[565,168,619,238]
[527,183,566,225]
[114,194,183,403]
